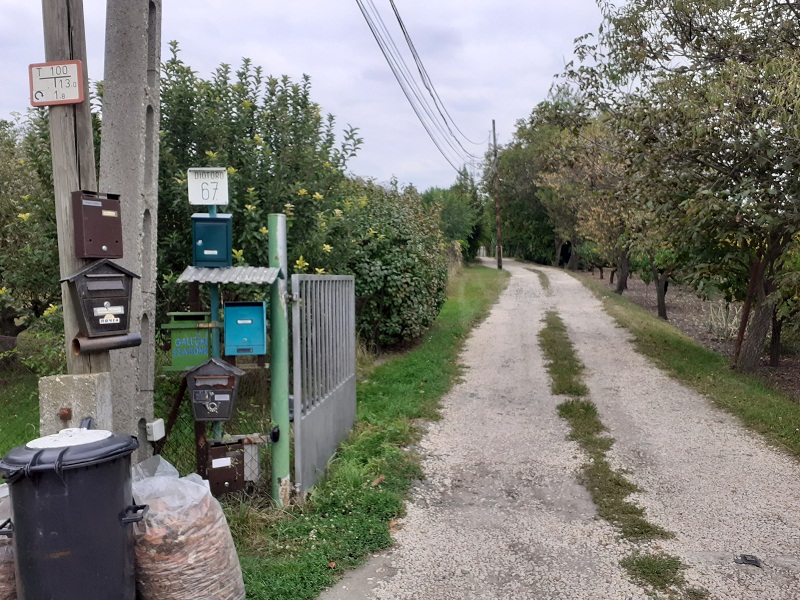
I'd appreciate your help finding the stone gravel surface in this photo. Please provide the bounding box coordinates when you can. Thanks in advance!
[318,260,800,599]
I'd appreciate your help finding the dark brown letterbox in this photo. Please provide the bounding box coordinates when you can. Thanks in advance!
[207,442,246,495]
[62,259,139,338]
[72,191,124,258]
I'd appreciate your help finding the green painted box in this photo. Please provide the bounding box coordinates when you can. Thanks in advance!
[161,312,212,371]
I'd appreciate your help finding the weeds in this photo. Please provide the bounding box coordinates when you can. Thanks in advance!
[538,310,707,598]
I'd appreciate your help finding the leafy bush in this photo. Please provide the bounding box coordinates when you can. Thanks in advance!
[300,179,448,347]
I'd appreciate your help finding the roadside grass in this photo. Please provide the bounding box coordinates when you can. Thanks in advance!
[230,265,510,599]
[575,273,800,460]
[0,370,39,457]
[539,310,705,599]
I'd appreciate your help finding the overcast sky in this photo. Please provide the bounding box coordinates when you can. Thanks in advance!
[1,0,601,192]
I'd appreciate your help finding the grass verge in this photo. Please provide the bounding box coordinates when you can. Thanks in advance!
[230,265,510,599]
[574,273,800,460]
[538,310,706,599]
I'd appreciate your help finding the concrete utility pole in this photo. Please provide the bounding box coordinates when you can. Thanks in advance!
[492,119,503,270]
[99,0,161,460]
[39,0,113,435]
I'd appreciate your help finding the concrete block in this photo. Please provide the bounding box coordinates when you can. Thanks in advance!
[39,372,113,435]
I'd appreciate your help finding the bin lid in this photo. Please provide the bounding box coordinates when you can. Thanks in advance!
[0,428,138,483]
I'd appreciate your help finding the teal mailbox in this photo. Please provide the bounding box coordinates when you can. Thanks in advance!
[224,301,267,356]
[192,213,232,268]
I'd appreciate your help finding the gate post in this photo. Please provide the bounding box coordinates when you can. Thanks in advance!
[269,214,291,506]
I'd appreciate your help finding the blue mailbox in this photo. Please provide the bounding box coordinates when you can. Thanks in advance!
[223,301,267,356]
[192,213,232,268]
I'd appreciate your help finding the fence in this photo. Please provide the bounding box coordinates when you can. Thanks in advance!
[291,275,356,497]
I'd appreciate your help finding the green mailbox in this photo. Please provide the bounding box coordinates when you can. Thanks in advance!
[161,312,212,371]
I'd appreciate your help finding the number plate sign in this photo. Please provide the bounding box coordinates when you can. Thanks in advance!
[29,60,84,106]
[187,168,229,206]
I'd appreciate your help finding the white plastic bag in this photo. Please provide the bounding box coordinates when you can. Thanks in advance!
[131,458,245,600]
[0,484,15,600]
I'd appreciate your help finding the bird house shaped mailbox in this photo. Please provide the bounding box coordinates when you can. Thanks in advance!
[224,301,267,356]
[186,358,245,422]
[72,191,123,258]
[192,213,232,268]
[62,259,139,338]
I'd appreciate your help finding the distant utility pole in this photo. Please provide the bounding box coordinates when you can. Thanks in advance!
[492,119,503,270]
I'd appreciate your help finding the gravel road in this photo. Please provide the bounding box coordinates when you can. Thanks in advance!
[318,260,800,599]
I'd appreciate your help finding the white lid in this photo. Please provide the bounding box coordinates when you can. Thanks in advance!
[26,428,113,449]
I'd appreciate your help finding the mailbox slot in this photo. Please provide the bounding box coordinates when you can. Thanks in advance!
[72,190,123,258]
[223,301,267,356]
[192,213,232,268]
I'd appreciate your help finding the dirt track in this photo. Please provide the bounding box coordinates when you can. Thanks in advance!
[318,260,800,599]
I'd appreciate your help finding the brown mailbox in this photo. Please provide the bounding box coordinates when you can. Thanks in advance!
[62,259,139,338]
[72,190,123,258]
[207,442,246,495]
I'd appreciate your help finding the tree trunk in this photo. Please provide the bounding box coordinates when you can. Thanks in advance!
[736,297,772,372]
[652,266,668,320]
[567,247,580,270]
[615,253,629,294]
[554,240,564,267]
[598,266,604,280]
[770,312,782,367]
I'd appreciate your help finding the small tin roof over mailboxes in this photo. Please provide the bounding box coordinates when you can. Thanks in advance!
[60,258,140,284]
[177,266,280,285]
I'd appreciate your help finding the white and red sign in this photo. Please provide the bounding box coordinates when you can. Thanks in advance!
[29,60,84,107]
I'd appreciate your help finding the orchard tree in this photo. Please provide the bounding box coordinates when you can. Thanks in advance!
[566,0,800,370]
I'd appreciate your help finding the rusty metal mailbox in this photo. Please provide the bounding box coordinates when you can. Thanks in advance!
[62,259,139,338]
[72,191,123,258]
[186,357,245,422]
[207,441,246,495]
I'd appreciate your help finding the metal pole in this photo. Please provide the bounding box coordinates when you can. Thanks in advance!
[208,204,222,439]
[269,213,291,506]
[493,119,503,270]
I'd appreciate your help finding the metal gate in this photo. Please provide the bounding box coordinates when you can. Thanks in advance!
[291,275,356,496]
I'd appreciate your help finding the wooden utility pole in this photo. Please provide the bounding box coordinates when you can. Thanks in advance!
[492,119,503,270]
[42,0,109,375]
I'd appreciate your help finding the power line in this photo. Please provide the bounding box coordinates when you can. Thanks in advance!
[354,0,485,176]
[388,0,486,150]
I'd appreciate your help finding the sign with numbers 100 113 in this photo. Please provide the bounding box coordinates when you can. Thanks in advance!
[29,60,85,107]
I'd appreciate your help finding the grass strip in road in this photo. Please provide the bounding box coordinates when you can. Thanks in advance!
[539,310,670,541]
[575,273,800,460]
[229,265,510,600]
[621,553,709,599]
[539,310,708,599]
[526,267,551,292]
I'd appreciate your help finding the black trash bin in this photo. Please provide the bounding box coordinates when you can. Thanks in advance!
[0,426,145,600]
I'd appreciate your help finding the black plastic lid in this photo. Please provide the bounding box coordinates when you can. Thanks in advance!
[0,428,138,483]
